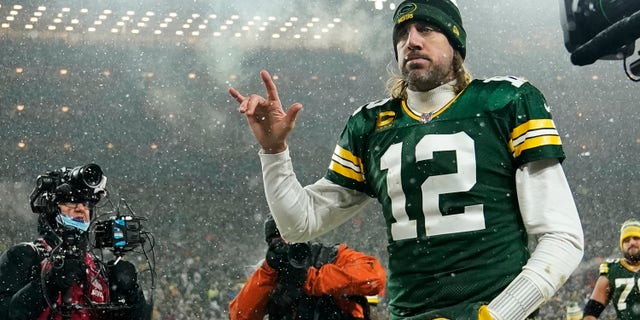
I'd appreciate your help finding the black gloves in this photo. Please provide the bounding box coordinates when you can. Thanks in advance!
[264,216,309,286]
[108,260,141,304]
[266,238,290,272]
[265,239,312,312]
[264,216,281,244]
[107,260,153,320]
[266,239,309,288]
[46,257,86,291]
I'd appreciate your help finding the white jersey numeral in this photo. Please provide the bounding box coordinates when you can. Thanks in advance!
[614,277,637,311]
[381,133,485,241]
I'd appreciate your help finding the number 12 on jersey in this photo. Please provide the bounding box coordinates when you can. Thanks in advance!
[381,132,486,241]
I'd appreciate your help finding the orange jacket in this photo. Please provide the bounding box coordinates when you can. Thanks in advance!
[229,243,386,320]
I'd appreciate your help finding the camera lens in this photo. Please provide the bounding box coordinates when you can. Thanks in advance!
[288,243,311,269]
[81,164,102,186]
[69,164,103,188]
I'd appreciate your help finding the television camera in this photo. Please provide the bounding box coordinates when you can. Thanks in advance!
[30,163,105,215]
[29,164,149,255]
[28,164,155,316]
[560,0,640,81]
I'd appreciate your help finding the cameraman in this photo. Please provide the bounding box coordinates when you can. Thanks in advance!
[229,216,386,320]
[0,164,151,320]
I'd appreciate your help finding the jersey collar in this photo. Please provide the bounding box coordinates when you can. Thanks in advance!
[403,81,464,122]
[621,258,640,272]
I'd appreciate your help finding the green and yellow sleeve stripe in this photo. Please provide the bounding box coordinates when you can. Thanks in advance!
[509,119,562,157]
[329,145,365,182]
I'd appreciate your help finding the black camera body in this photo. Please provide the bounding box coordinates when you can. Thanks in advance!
[54,228,89,261]
[93,215,146,255]
[561,0,639,52]
[287,243,311,269]
[560,0,640,78]
[30,163,104,215]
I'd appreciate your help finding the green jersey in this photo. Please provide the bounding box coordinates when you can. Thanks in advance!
[600,259,640,320]
[325,76,565,319]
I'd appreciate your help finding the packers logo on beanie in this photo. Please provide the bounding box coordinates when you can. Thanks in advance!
[620,219,640,250]
[392,0,466,60]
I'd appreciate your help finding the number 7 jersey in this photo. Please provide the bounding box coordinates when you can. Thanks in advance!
[324,77,565,318]
[600,259,640,320]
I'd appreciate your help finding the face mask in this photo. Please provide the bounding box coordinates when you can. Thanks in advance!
[56,214,90,232]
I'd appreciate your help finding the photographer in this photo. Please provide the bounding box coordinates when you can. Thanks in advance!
[0,164,151,320]
[229,216,386,320]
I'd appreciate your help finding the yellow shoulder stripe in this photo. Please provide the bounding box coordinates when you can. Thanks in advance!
[511,135,562,157]
[330,145,365,182]
[598,263,609,274]
[509,119,561,157]
[511,119,555,140]
[329,161,365,182]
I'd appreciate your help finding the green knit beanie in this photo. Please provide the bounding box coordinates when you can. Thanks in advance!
[392,0,466,60]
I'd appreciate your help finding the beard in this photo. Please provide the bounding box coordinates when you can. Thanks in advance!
[402,62,454,92]
[624,249,640,263]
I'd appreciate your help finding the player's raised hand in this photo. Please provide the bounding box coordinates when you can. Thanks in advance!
[230,70,302,154]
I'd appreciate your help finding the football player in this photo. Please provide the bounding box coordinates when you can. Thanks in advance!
[230,0,584,319]
[584,219,640,319]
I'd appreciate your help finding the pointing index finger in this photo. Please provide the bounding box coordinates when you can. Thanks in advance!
[229,87,245,103]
